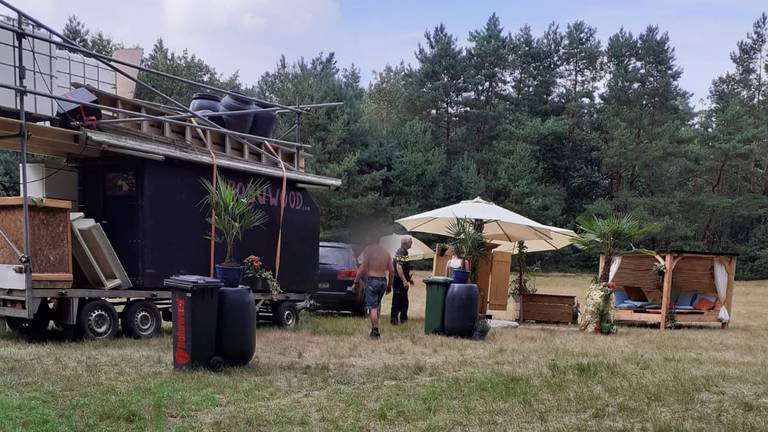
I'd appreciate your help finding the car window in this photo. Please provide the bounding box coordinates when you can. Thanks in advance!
[319,246,352,267]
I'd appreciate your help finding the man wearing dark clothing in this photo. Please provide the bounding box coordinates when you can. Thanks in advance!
[391,236,413,325]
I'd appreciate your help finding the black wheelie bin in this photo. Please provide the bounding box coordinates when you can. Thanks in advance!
[165,275,224,372]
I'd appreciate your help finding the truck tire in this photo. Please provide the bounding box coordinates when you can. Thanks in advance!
[122,300,161,339]
[78,300,119,340]
[272,302,299,329]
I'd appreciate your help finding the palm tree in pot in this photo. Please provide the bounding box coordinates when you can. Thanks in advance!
[572,214,646,333]
[446,217,487,284]
[200,174,268,287]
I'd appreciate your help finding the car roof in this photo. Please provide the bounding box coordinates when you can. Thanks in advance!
[319,241,353,248]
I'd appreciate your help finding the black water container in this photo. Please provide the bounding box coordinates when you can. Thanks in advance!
[249,105,278,138]
[189,93,221,112]
[216,286,256,366]
[194,109,226,128]
[443,283,479,337]
[220,93,255,133]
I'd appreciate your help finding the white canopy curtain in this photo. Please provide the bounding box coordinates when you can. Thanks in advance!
[713,258,730,322]
[608,256,622,282]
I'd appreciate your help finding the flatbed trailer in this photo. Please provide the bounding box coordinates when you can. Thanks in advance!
[1,275,310,340]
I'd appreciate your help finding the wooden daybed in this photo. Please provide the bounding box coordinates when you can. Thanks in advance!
[602,251,736,329]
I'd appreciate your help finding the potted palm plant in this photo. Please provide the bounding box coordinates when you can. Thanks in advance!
[200,174,268,287]
[572,214,646,333]
[446,217,487,284]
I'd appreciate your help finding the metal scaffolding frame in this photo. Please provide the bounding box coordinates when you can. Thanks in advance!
[0,0,342,315]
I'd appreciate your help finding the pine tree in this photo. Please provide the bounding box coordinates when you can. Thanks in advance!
[414,24,468,150]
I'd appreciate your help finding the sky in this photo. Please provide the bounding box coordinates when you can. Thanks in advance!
[17,0,768,108]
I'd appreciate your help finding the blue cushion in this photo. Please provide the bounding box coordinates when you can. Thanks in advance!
[676,292,697,307]
[624,300,650,307]
[616,303,635,309]
[613,291,629,306]
[675,305,694,310]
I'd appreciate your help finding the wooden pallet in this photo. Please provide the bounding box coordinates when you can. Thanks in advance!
[72,83,307,171]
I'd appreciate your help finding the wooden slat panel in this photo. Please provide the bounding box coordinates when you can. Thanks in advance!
[488,251,511,311]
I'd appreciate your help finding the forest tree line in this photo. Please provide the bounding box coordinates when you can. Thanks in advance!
[1,13,767,278]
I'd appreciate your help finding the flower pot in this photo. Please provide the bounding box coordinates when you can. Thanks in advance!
[471,330,488,341]
[215,264,243,287]
[247,275,269,293]
[452,270,470,284]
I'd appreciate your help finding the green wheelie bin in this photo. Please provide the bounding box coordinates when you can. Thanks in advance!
[424,276,453,334]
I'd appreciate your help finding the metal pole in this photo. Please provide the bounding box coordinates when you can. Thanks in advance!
[15,14,30,261]
[78,102,344,127]
[0,83,312,150]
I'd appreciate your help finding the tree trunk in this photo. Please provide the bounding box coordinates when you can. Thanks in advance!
[600,252,612,283]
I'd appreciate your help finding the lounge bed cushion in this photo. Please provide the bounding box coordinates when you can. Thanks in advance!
[675,305,694,310]
[693,294,717,310]
[624,286,647,302]
[623,300,650,307]
[676,292,697,308]
[614,291,629,306]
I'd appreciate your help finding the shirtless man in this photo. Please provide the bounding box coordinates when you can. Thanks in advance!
[354,239,394,339]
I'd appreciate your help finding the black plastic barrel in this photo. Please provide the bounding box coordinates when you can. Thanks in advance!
[189,93,221,112]
[216,286,256,366]
[195,109,226,128]
[165,275,224,371]
[220,93,256,133]
[443,283,479,337]
[249,104,278,138]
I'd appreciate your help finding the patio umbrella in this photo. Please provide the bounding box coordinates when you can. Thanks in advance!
[379,234,434,261]
[395,197,553,242]
[493,226,577,254]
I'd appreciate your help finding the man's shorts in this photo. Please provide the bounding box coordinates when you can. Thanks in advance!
[364,277,387,311]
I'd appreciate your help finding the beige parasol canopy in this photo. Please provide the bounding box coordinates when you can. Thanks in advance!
[493,226,577,254]
[395,197,553,242]
[379,234,434,261]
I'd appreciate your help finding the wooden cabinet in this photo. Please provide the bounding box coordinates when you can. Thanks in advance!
[0,197,72,288]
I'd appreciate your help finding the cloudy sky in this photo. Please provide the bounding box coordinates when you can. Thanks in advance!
[17,0,768,107]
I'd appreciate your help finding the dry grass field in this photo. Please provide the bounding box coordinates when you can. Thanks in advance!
[2,272,768,431]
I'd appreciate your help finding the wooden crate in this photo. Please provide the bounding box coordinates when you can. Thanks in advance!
[519,293,576,324]
[0,197,72,288]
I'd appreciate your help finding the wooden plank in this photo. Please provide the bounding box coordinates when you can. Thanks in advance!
[488,251,511,311]
[475,243,499,316]
[432,246,452,277]
[660,253,673,330]
[723,257,736,327]
[0,197,72,209]
[31,273,73,281]
[614,309,661,323]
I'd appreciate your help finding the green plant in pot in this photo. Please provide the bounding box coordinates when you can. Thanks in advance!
[446,217,487,284]
[243,255,281,294]
[472,318,491,341]
[200,174,268,287]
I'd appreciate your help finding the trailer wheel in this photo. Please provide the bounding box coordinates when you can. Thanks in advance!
[122,300,161,339]
[78,300,119,340]
[272,302,299,329]
[6,301,51,336]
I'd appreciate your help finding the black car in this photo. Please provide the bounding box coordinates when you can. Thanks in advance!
[313,242,365,314]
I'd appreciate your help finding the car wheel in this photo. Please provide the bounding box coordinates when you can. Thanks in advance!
[78,300,119,340]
